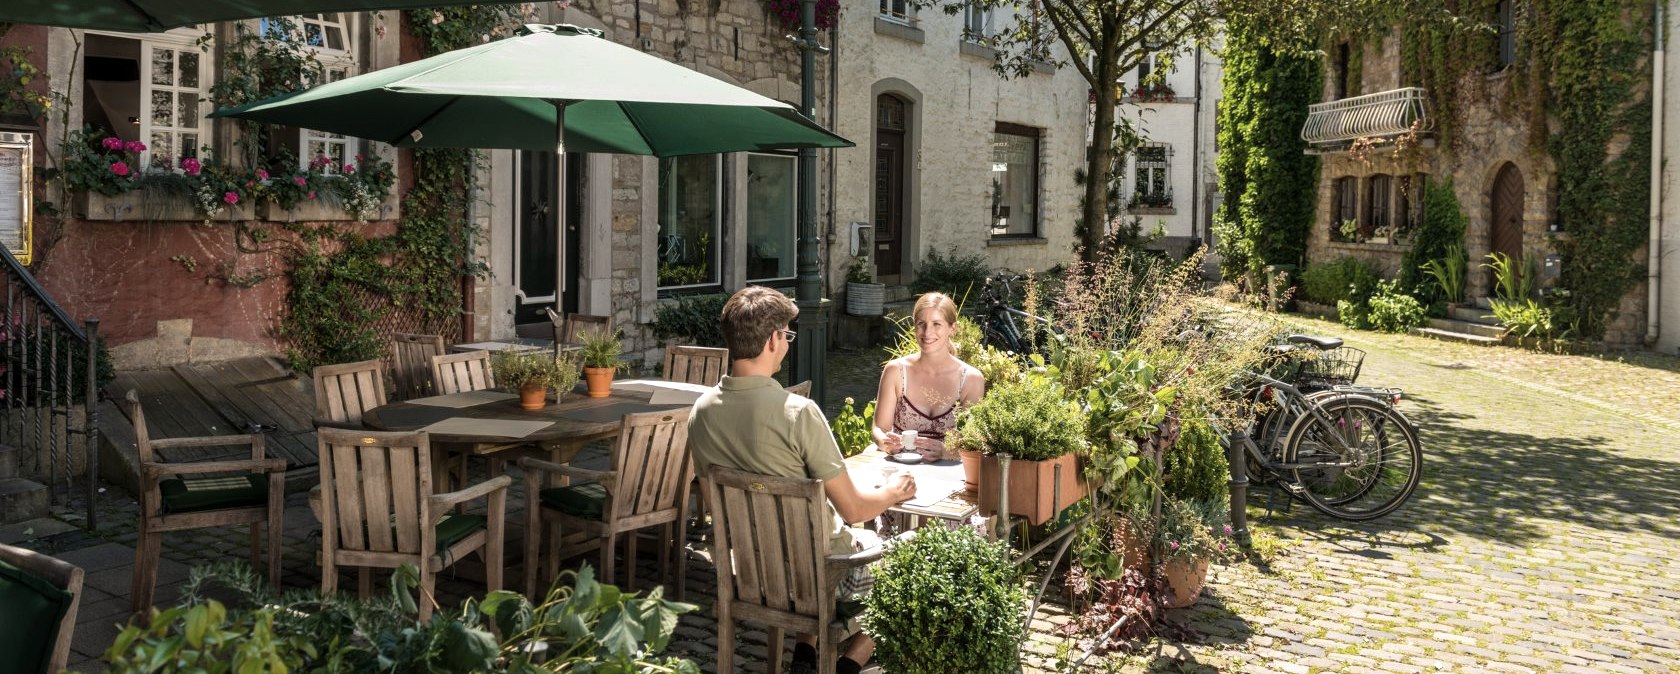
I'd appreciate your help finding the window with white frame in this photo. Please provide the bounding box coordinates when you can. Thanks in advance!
[962,1,994,43]
[880,0,910,23]
[991,123,1040,237]
[81,31,212,170]
[1133,143,1171,208]
[657,155,722,289]
[265,14,358,172]
[746,153,796,282]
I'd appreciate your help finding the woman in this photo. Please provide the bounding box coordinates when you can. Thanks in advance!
[873,292,985,461]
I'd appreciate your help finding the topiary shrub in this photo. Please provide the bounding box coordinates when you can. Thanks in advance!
[1297,257,1380,306]
[862,525,1026,674]
[1161,417,1229,509]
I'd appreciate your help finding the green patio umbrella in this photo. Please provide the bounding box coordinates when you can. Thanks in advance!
[0,1,525,32]
[210,23,852,156]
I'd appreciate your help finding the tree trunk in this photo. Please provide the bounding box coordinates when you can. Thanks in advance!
[1083,78,1119,262]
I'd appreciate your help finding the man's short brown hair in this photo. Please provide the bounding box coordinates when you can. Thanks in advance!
[720,286,798,361]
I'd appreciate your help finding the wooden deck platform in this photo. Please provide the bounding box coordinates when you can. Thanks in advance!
[105,357,320,484]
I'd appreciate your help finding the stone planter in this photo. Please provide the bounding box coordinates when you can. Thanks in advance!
[75,190,251,222]
[846,281,885,316]
[1162,556,1211,608]
[977,452,1085,525]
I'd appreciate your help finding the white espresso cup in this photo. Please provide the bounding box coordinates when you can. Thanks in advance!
[899,429,919,452]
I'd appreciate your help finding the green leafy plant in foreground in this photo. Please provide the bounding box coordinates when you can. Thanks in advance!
[830,397,877,458]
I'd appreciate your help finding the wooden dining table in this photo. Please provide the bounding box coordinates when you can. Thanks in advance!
[844,446,980,525]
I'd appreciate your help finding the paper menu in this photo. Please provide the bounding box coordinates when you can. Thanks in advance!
[409,390,518,408]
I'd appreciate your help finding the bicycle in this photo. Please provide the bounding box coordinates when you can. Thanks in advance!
[977,270,1052,358]
[1221,336,1422,521]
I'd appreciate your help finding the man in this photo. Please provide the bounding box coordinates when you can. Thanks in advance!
[688,286,914,674]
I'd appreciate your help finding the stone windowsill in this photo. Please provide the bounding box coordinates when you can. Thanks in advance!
[1130,206,1177,215]
[1326,239,1410,252]
[874,16,924,43]
[959,40,998,61]
[1029,60,1055,75]
[1120,96,1194,105]
[987,236,1048,247]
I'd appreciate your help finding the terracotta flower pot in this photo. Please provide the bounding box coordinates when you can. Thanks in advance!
[584,366,615,398]
[960,449,982,493]
[518,382,548,410]
[977,452,1086,525]
[1162,556,1211,608]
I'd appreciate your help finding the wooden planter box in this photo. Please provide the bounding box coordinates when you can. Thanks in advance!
[258,200,356,223]
[977,452,1085,525]
[75,191,251,222]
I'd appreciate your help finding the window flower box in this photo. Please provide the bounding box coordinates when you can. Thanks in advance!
[74,190,251,222]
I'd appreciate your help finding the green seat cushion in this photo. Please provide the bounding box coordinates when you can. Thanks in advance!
[159,474,268,514]
[537,481,607,520]
[0,558,74,674]
[436,514,487,554]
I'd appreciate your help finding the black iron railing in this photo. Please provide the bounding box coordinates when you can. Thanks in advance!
[1,247,100,528]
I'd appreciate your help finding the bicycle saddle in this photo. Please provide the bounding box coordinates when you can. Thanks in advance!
[1285,334,1343,350]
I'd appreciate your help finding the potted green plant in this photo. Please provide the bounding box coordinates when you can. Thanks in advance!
[578,327,626,398]
[491,350,580,410]
[1154,497,1227,608]
[844,256,885,317]
[861,525,1026,674]
[828,397,877,458]
[954,374,1088,525]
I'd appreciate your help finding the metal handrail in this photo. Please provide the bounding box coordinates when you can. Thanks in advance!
[1,248,85,343]
[1301,87,1434,145]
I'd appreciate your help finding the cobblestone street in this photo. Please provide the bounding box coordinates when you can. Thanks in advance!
[10,319,1680,672]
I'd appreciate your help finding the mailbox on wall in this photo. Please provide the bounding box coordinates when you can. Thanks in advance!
[0,123,33,266]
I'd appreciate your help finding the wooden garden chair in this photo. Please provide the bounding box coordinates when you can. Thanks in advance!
[520,408,693,600]
[662,345,728,386]
[705,465,885,674]
[389,332,446,401]
[316,427,510,621]
[431,350,496,394]
[125,390,285,614]
[0,542,84,674]
[312,359,388,429]
[560,312,612,345]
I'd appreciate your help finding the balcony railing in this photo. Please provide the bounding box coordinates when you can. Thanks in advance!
[1301,87,1433,149]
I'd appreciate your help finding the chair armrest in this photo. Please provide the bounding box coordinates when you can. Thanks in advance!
[312,417,363,430]
[518,457,616,488]
[826,528,913,571]
[147,434,264,450]
[142,457,287,479]
[429,474,513,511]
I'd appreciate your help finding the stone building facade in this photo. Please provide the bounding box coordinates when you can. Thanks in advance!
[829,2,1086,293]
[1306,34,1648,345]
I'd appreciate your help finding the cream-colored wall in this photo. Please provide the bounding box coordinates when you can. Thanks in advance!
[1114,40,1223,248]
[1659,5,1680,353]
[831,7,1087,289]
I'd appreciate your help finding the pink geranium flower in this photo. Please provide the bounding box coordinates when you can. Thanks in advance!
[343,164,356,174]
[293,176,308,187]
[180,157,201,176]
[110,161,129,176]
[101,137,124,151]
[124,141,147,153]
[223,191,239,205]
[256,168,269,181]
[306,191,316,200]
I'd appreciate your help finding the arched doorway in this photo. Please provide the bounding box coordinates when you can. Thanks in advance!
[1488,163,1524,294]
[874,94,908,280]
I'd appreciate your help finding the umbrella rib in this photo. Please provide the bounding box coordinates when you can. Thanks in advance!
[120,0,167,31]
[390,96,466,146]
[617,102,660,156]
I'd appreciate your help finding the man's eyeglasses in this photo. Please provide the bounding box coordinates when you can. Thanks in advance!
[779,329,797,343]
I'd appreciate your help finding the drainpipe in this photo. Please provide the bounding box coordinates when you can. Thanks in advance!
[1649,0,1665,345]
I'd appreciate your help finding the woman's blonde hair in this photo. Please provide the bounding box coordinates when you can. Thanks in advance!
[912,292,958,325]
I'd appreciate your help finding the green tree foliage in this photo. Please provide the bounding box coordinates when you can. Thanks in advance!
[1398,177,1468,308]
[1213,22,1321,279]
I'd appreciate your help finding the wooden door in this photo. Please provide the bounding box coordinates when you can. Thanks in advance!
[874,95,907,279]
[1489,164,1524,293]
[515,151,584,324]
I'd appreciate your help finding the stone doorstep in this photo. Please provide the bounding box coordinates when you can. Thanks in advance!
[0,476,50,524]
[1426,317,1508,340]
[1408,326,1504,347]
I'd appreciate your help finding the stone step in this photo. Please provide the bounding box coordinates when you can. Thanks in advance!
[1427,317,1507,339]
[883,285,914,303]
[1408,326,1504,347]
[0,477,50,525]
[0,446,15,480]
[1447,305,1501,325]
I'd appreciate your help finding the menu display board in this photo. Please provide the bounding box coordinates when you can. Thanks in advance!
[0,131,32,265]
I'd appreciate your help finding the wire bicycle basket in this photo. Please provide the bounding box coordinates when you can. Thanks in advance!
[1294,346,1365,388]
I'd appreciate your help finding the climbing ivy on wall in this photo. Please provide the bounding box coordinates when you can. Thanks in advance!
[1212,21,1322,280]
[280,6,520,369]
[1394,0,1653,340]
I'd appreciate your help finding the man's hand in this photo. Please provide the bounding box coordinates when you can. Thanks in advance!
[888,473,916,503]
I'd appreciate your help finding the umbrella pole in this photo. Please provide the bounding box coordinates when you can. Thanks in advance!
[550,100,568,317]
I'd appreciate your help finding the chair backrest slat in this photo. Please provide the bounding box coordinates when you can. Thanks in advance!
[706,466,831,620]
[662,345,728,386]
[390,333,446,401]
[563,313,611,345]
[319,428,431,556]
[609,409,693,519]
[313,359,388,425]
[431,350,495,395]
[124,390,155,464]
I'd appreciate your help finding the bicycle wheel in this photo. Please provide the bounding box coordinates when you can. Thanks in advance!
[1282,395,1421,521]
